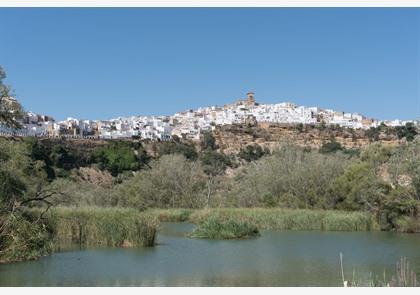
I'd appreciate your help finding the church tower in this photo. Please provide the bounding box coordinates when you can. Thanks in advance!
[246,91,255,105]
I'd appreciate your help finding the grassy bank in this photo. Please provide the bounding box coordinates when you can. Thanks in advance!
[47,207,159,250]
[151,208,377,232]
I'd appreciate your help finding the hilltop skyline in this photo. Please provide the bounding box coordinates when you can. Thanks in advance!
[0,8,419,121]
[12,91,418,123]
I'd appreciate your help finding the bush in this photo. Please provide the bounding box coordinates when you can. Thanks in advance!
[199,150,231,176]
[319,141,344,154]
[116,154,207,209]
[393,216,420,233]
[200,131,216,150]
[158,141,198,160]
[329,162,388,211]
[0,212,54,263]
[395,122,417,142]
[230,145,349,208]
[238,144,267,162]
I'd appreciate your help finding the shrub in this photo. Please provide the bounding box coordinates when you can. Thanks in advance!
[0,212,54,263]
[158,141,198,160]
[319,141,344,154]
[200,131,216,150]
[238,144,267,162]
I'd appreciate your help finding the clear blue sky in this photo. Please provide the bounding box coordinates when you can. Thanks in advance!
[0,8,419,121]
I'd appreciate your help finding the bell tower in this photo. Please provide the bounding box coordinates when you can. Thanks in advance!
[246,91,255,105]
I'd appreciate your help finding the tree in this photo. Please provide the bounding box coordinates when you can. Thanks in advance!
[319,140,343,154]
[238,144,267,162]
[388,140,420,200]
[116,154,206,209]
[200,131,216,150]
[231,145,349,208]
[395,122,418,142]
[199,150,232,207]
[329,162,389,212]
[91,141,148,176]
[296,123,304,133]
[0,138,61,262]
[365,127,380,142]
[158,141,198,160]
[0,66,23,129]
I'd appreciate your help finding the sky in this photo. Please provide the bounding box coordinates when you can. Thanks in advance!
[0,8,419,121]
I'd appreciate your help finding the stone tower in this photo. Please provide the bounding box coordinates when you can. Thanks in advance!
[246,91,255,105]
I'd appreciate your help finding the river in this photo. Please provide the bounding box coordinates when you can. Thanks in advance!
[0,222,419,286]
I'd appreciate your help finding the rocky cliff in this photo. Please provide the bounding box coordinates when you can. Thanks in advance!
[212,123,401,154]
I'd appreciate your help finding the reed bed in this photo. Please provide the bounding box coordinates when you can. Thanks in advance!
[188,208,376,231]
[46,207,159,250]
[191,216,260,239]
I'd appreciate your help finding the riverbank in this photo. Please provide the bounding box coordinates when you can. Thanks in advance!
[148,208,378,231]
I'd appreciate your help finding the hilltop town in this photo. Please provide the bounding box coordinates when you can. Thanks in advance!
[0,92,417,140]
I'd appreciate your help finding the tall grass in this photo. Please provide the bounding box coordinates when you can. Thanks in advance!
[341,255,419,287]
[191,216,260,239]
[188,208,376,231]
[46,207,159,250]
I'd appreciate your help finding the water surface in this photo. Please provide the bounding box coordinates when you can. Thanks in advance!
[0,222,419,286]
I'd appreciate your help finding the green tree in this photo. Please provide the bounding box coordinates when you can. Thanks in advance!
[319,140,343,154]
[238,144,267,162]
[0,139,59,262]
[395,122,418,142]
[329,162,389,212]
[200,131,216,150]
[388,140,420,200]
[0,66,23,129]
[199,150,232,207]
[92,141,148,176]
[380,186,419,232]
[365,127,380,142]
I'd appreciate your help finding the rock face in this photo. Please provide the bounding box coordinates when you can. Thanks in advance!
[77,167,114,187]
[212,123,401,154]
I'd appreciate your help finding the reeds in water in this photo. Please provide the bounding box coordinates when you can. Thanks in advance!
[191,216,260,239]
[47,207,159,250]
[189,208,375,231]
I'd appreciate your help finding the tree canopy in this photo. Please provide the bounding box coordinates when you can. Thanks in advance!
[0,66,23,129]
